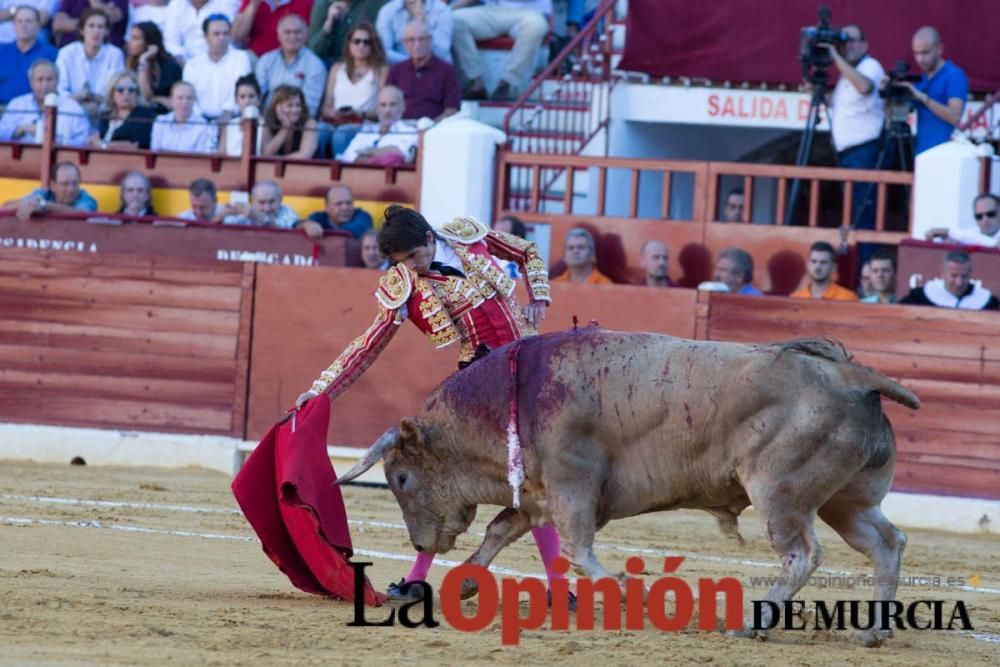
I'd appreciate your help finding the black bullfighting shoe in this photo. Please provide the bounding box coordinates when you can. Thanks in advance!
[385,577,426,602]
[547,589,578,612]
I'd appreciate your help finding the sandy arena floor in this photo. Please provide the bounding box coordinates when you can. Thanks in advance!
[0,460,997,666]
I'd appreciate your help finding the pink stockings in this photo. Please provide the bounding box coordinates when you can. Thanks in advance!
[404,523,565,585]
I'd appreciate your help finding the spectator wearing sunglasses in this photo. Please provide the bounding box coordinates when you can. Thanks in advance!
[925,193,1000,248]
[89,71,157,149]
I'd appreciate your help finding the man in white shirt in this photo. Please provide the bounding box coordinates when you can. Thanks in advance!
[55,8,124,115]
[450,0,550,101]
[926,193,1000,248]
[255,14,326,117]
[0,59,90,146]
[163,0,238,63]
[150,80,216,152]
[182,14,250,119]
[222,180,298,228]
[340,84,418,163]
[818,24,885,230]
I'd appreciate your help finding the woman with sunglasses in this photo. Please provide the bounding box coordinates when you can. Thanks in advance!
[126,21,182,113]
[261,84,319,159]
[89,71,157,149]
[320,22,387,157]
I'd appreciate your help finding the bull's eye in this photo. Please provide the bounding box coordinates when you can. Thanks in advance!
[396,471,408,490]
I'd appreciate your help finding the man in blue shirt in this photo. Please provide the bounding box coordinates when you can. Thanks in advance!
[0,7,57,104]
[714,247,764,296]
[901,26,968,155]
[305,184,373,238]
[1,161,98,220]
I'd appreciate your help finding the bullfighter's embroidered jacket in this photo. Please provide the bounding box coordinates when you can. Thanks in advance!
[309,216,551,398]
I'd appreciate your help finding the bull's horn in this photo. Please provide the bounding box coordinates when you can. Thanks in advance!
[335,427,400,485]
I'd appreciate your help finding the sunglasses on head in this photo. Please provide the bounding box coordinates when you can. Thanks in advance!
[352,38,372,45]
[116,86,138,93]
[974,210,998,220]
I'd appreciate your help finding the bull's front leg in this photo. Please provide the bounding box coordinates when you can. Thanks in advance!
[546,487,615,582]
[460,508,532,599]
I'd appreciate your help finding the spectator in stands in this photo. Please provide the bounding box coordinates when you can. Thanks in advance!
[900,250,998,310]
[638,239,672,287]
[813,24,885,228]
[451,0,549,101]
[377,0,451,65]
[255,14,327,118]
[261,84,318,157]
[320,22,388,156]
[178,177,234,221]
[150,80,216,152]
[127,21,182,112]
[182,14,251,120]
[308,0,385,65]
[491,214,526,277]
[339,85,418,164]
[859,250,896,304]
[53,0,127,47]
[128,0,171,37]
[163,0,237,64]
[790,241,858,301]
[117,170,155,215]
[56,9,125,119]
[554,227,612,284]
[231,0,311,57]
[223,179,299,228]
[898,26,968,156]
[359,227,388,269]
[1,161,98,220]
[925,193,1000,248]
[306,184,373,238]
[387,18,459,121]
[89,71,157,149]
[0,6,57,104]
[0,1,52,45]
[713,247,762,296]
[856,259,873,299]
[720,188,744,222]
[218,73,263,156]
[0,59,91,146]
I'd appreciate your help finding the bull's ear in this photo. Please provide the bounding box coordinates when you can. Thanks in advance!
[335,427,400,485]
[399,417,424,452]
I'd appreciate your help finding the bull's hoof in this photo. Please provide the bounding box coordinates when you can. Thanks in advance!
[459,577,479,600]
[854,629,886,648]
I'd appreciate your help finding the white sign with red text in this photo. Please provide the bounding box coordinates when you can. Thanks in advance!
[618,83,999,135]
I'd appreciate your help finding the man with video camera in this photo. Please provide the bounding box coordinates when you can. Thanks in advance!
[896,26,968,155]
[815,24,885,229]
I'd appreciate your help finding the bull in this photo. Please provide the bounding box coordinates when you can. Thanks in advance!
[336,329,921,645]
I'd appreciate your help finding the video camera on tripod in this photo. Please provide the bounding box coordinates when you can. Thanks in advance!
[880,60,922,122]
[799,5,849,85]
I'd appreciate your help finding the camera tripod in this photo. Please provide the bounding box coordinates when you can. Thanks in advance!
[851,117,914,229]
[784,77,829,226]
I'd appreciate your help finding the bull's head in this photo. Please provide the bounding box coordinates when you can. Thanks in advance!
[336,417,477,554]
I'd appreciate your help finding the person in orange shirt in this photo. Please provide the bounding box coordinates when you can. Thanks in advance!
[791,241,859,301]
[553,227,614,285]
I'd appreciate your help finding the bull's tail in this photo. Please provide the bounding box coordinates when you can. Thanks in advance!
[849,365,922,410]
[777,337,921,410]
